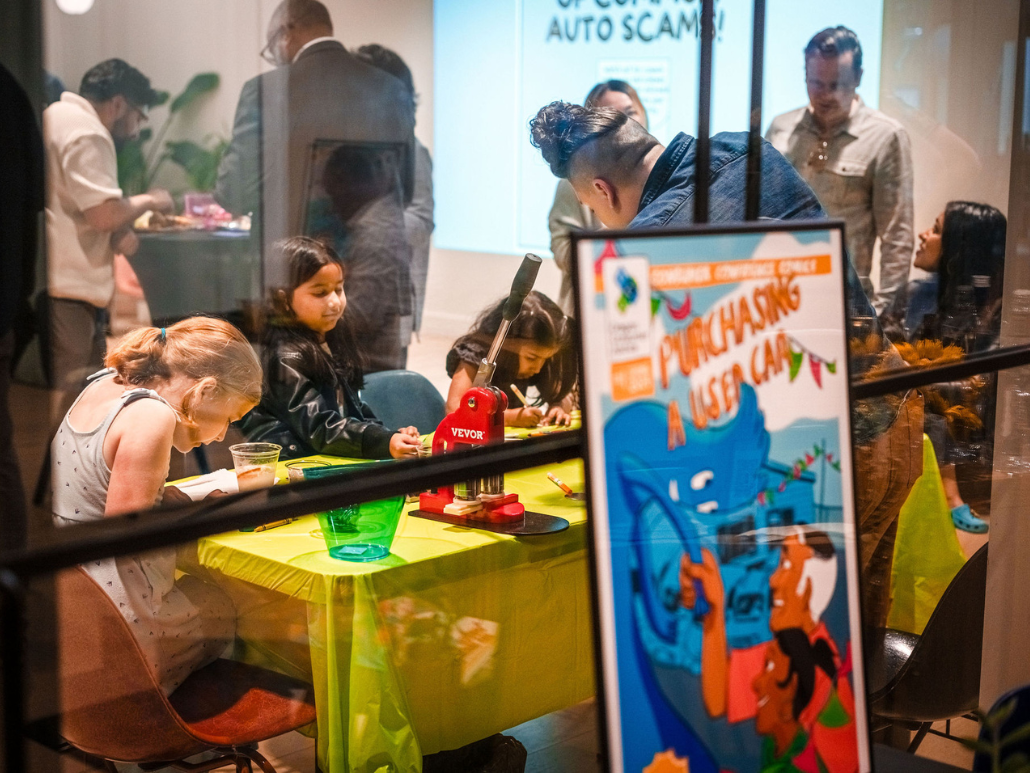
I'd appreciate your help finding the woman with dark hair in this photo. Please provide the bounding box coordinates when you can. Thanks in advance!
[884,201,1007,533]
[445,291,578,427]
[548,80,649,314]
[917,201,1007,348]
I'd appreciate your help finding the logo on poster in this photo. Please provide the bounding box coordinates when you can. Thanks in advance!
[604,257,654,400]
[615,268,639,312]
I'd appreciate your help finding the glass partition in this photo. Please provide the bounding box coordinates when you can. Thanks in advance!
[1,0,1029,770]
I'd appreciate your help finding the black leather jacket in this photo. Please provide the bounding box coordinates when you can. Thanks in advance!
[236,326,394,460]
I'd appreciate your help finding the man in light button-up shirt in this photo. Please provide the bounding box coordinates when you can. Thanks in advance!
[767,26,914,315]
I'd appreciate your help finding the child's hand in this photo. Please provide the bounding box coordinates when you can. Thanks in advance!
[398,426,420,439]
[389,431,423,458]
[540,406,571,426]
[508,406,544,427]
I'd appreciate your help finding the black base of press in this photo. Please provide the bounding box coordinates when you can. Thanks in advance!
[410,509,569,535]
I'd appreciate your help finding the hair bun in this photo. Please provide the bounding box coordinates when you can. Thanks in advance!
[530,101,582,177]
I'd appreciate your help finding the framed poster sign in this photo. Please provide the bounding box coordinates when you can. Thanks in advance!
[573,222,869,773]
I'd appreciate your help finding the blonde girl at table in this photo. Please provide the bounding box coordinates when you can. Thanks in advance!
[238,236,422,459]
[446,290,578,428]
[52,317,263,695]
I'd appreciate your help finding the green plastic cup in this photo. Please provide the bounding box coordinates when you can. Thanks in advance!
[316,495,405,562]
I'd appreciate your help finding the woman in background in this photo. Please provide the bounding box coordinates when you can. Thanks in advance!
[885,201,1007,533]
[548,80,649,314]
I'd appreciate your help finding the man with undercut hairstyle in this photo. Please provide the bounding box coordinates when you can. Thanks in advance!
[528,100,825,232]
[529,98,925,633]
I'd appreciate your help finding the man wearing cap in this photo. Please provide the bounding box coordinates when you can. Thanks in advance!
[43,58,172,396]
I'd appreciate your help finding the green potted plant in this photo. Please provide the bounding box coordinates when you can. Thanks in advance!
[964,699,1030,773]
[117,72,226,195]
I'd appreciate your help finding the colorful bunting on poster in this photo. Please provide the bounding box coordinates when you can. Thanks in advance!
[651,291,693,320]
[788,349,803,382]
[594,240,621,291]
[785,336,837,387]
[664,292,692,320]
[754,442,843,508]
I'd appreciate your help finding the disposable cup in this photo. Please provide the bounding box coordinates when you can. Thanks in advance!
[317,496,405,562]
[229,443,281,491]
[286,459,332,483]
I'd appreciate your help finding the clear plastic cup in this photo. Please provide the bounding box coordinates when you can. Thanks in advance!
[285,459,332,483]
[229,443,282,491]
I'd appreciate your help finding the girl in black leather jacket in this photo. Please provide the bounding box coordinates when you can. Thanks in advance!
[237,237,422,460]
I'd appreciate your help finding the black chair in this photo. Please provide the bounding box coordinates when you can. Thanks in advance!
[866,544,988,752]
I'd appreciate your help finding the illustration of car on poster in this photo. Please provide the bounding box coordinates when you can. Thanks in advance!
[575,224,868,773]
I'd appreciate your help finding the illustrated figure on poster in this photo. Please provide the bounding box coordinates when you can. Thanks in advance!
[606,382,856,773]
[683,529,858,773]
[610,385,816,671]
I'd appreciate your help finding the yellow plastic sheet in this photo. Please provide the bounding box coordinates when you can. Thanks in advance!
[180,457,594,772]
[886,435,967,635]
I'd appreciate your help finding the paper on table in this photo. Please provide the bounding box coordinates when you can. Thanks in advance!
[171,468,239,501]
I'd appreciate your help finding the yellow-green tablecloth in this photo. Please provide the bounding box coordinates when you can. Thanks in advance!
[180,456,594,773]
[887,435,967,634]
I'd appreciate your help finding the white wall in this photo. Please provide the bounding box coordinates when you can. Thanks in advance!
[42,0,537,342]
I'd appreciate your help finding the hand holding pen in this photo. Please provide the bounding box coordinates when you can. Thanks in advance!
[509,384,544,427]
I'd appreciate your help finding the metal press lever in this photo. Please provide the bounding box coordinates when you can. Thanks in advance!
[472,253,542,388]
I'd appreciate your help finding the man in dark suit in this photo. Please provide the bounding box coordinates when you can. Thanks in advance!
[216,0,415,369]
[215,0,415,289]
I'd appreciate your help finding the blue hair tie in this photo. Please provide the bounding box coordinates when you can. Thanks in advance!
[159,328,167,343]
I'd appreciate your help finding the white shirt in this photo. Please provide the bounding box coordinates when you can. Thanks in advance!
[43,92,123,308]
[293,36,337,63]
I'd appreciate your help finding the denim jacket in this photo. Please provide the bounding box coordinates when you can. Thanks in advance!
[631,131,876,323]
[631,132,825,229]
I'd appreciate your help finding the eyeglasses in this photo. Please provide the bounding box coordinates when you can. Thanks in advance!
[806,139,830,172]
[127,102,149,124]
[260,26,288,66]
